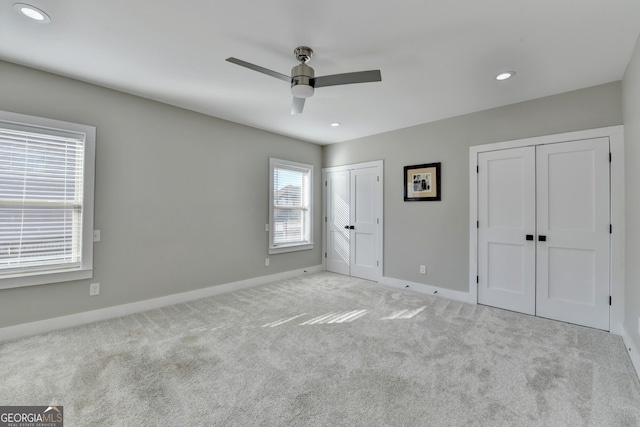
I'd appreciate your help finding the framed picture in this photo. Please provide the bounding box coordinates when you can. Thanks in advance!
[404,162,441,201]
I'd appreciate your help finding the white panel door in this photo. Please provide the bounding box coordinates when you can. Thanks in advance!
[350,167,379,281]
[325,164,382,281]
[536,138,610,330]
[326,170,351,276]
[477,147,536,315]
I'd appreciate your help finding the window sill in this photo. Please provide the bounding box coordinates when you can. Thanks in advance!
[0,267,93,290]
[269,243,314,255]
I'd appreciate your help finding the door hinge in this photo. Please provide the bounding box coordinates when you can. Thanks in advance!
[377,176,380,182]
[324,252,327,258]
[325,216,327,222]
[476,165,479,174]
[377,261,379,267]
[476,275,479,284]
[325,181,327,186]
[477,221,479,229]
[377,218,380,224]
[609,153,612,163]
[610,224,612,234]
[609,296,612,306]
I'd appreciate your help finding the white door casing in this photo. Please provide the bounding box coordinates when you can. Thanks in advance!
[323,161,383,282]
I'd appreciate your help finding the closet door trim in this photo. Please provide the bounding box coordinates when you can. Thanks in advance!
[469,126,624,334]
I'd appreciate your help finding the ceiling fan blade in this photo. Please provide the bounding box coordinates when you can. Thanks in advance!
[291,97,305,115]
[225,57,290,82]
[312,70,382,88]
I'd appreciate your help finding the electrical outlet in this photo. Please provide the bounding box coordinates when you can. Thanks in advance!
[93,230,101,242]
[89,283,100,296]
[265,258,270,267]
[420,265,426,274]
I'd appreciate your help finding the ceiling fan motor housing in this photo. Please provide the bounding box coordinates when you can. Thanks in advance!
[291,63,315,98]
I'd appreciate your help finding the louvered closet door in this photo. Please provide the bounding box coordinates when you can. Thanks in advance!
[477,147,536,315]
[535,138,610,330]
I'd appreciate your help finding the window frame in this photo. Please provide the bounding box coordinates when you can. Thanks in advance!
[0,110,95,290]
[269,158,313,254]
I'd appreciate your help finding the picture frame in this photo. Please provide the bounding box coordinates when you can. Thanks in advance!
[404,162,441,201]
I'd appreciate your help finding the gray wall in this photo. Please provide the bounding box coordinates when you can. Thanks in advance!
[323,82,623,292]
[623,35,640,353]
[0,57,628,330]
[0,60,322,328]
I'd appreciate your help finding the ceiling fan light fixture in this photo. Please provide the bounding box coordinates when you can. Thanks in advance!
[291,84,314,98]
[14,3,50,22]
[330,122,341,127]
[496,71,515,81]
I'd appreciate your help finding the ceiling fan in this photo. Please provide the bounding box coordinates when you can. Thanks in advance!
[226,46,382,115]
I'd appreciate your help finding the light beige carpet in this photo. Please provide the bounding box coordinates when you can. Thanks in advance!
[1,272,639,426]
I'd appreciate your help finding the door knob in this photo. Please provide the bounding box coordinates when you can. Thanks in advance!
[538,235,547,242]
[526,234,534,241]
[344,225,355,230]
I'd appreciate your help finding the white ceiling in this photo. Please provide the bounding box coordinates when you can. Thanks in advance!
[1,0,639,145]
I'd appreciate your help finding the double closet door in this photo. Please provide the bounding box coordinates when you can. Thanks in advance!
[324,161,382,282]
[477,138,610,330]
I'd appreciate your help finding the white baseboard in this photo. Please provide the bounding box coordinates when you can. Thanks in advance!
[379,276,476,304]
[0,265,323,342]
[619,326,640,382]
[610,321,624,336]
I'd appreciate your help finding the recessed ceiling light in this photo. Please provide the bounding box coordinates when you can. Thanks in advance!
[330,122,341,127]
[495,71,515,81]
[14,3,50,23]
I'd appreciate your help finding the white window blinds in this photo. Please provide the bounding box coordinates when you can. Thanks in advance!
[0,127,85,273]
[269,158,313,253]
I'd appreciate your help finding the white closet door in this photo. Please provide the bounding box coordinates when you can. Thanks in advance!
[477,147,536,315]
[350,167,379,281]
[325,163,382,281]
[536,138,610,330]
[326,169,351,275]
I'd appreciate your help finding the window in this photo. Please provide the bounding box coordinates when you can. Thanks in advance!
[269,158,313,254]
[0,110,95,289]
